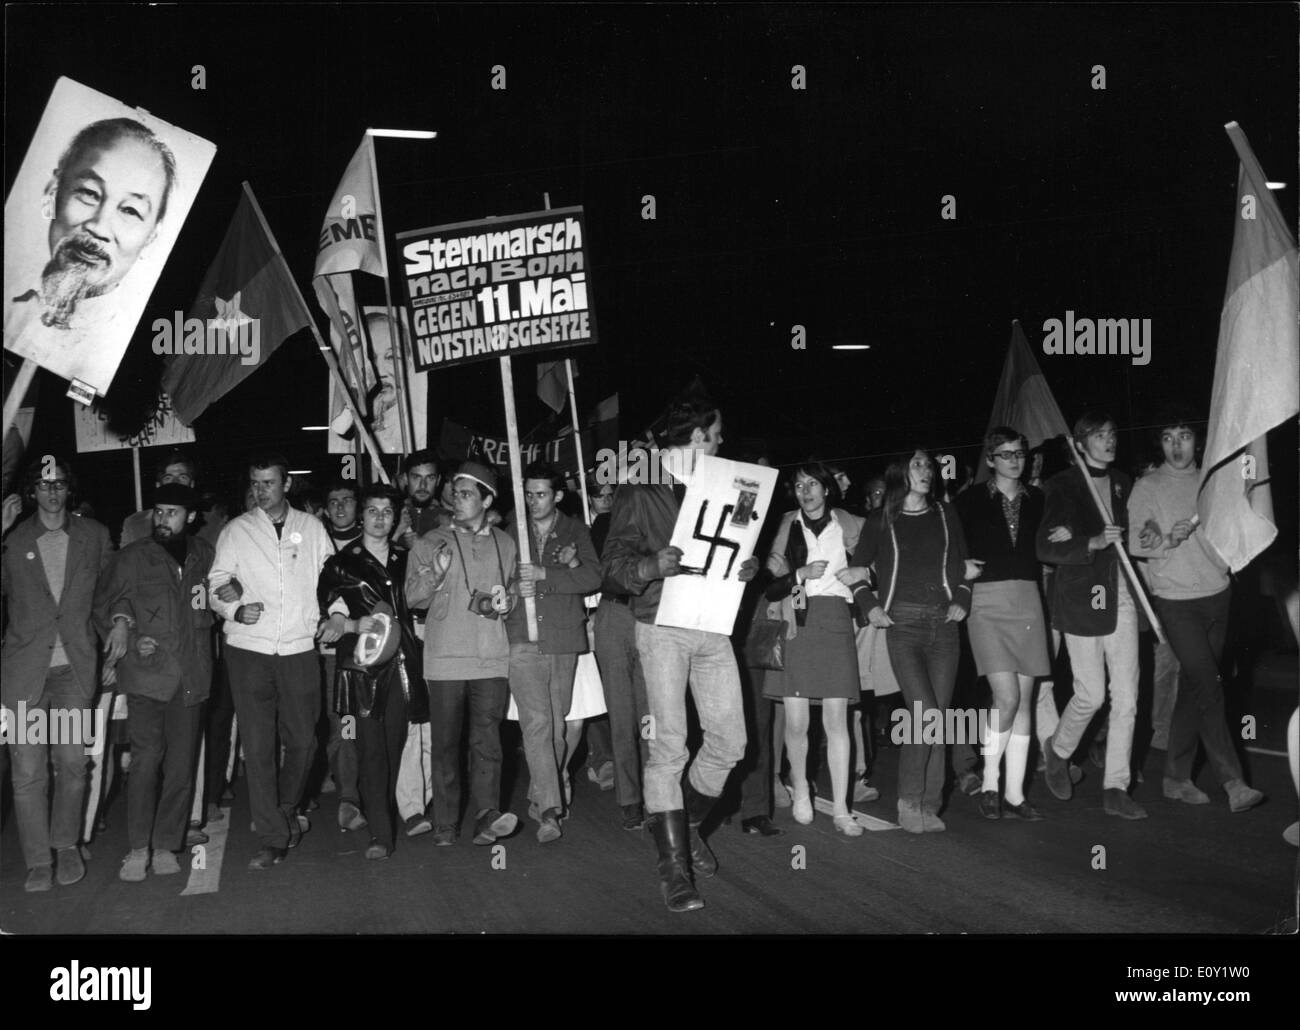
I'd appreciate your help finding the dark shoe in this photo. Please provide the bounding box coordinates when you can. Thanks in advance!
[432,825,457,846]
[185,828,210,847]
[682,782,719,878]
[1043,735,1073,801]
[248,846,287,869]
[405,814,434,838]
[286,812,308,849]
[26,865,54,893]
[219,786,236,804]
[647,811,704,913]
[1088,738,1106,769]
[364,840,391,860]
[1069,763,1084,786]
[957,771,982,797]
[55,846,85,886]
[741,815,784,837]
[621,803,645,831]
[338,800,368,832]
[978,791,1001,820]
[472,809,518,846]
[1003,799,1044,821]
[537,808,563,844]
[1103,788,1148,820]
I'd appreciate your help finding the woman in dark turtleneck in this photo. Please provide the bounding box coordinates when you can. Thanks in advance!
[762,462,865,837]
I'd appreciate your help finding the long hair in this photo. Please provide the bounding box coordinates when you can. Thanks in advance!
[880,448,934,527]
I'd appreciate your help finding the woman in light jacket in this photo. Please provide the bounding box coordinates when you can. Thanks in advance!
[763,462,865,837]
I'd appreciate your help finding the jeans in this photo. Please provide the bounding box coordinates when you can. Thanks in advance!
[885,602,960,812]
[126,692,203,852]
[224,647,321,849]
[635,622,747,814]
[426,677,509,828]
[1155,589,1242,785]
[356,672,409,849]
[595,599,649,807]
[9,666,90,869]
[1055,583,1139,790]
[322,654,360,804]
[509,642,578,815]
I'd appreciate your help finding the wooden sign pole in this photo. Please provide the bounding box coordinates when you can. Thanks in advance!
[500,356,538,640]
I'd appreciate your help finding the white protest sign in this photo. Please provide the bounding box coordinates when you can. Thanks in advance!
[73,392,194,452]
[655,454,778,635]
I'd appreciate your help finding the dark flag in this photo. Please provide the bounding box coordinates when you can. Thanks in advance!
[974,320,1070,482]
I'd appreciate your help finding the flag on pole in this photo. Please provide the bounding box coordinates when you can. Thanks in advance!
[974,319,1071,482]
[314,136,386,278]
[537,359,572,413]
[1196,122,1299,572]
[162,186,309,425]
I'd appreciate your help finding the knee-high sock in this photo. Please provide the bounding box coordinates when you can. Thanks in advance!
[982,729,1012,793]
[1004,733,1031,805]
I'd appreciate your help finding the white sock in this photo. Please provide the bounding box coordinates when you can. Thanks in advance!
[1004,733,1031,805]
[982,729,1011,793]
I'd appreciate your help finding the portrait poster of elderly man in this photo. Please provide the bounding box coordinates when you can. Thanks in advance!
[3,76,215,398]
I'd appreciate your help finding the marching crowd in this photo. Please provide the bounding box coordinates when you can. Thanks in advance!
[0,389,1288,913]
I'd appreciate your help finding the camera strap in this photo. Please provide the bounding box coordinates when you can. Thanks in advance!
[450,526,506,595]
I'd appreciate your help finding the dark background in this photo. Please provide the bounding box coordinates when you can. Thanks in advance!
[5,3,1297,537]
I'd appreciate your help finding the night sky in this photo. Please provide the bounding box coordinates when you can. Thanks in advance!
[5,4,1297,536]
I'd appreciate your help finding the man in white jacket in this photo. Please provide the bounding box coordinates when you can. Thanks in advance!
[208,453,333,869]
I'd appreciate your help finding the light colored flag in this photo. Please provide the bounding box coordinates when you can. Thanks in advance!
[314,136,386,278]
[974,320,1070,482]
[327,306,427,454]
[1197,122,1299,572]
[162,186,309,425]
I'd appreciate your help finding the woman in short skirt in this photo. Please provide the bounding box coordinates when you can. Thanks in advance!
[957,426,1066,821]
[763,462,865,837]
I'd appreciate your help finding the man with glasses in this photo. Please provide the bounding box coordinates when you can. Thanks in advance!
[1037,413,1147,819]
[2,457,115,892]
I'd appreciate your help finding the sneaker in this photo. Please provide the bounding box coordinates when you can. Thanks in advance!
[621,803,645,831]
[921,810,946,833]
[1103,788,1148,820]
[1163,777,1210,805]
[897,800,924,834]
[853,775,881,803]
[537,808,563,843]
[26,865,54,893]
[55,846,86,886]
[151,850,182,875]
[472,809,518,846]
[119,848,149,883]
[404,814,434,838]
[1224,779,1265,813]
[338,800,368,832]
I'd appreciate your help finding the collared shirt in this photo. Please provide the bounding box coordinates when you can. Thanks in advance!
[988,479,1028,546]
[36,521,70,665]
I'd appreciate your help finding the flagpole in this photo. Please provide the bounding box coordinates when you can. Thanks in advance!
[564,358,592,526]
[500,355,539,641]
[240,183,392,484]
[366,133,416,456]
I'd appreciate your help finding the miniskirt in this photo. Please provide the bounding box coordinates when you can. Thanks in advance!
[763,596,860,701]
[968,578,1050,677]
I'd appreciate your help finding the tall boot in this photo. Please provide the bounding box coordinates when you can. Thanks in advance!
[682,780,719,878]
[646,810,704,913]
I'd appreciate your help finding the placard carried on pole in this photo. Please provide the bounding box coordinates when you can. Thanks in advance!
[655,454,778,636]
[73,392,195,452]
[397,206,596,372]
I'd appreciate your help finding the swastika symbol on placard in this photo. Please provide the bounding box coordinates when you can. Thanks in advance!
[677,501,741,579]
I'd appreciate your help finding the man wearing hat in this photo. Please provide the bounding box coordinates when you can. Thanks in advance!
[406,461,520,847]
[93,482,215,881]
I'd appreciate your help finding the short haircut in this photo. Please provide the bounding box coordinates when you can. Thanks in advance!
[56,118,178,223]
[23,455,77,501]
[984,426,1026,455]
[325,478,359,501]
[522,460,565,494]
[154,448,197,485]
[790,461,841,506]
[248,452,290,483]
[454,478,493,503]
[1072,411,1115,445]
[359,483,402,510]
[402,448,438,476]
[1152,411,1203,444]
[659,392,721,447]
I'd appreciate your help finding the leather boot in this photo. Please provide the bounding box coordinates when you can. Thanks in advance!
[647,811,704,913]
[682,781,719,878]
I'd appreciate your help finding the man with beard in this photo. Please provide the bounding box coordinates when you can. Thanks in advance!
[5,118,177,357]
[93,484,214,881]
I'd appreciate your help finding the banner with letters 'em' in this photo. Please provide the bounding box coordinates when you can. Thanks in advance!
[397,206,596,373]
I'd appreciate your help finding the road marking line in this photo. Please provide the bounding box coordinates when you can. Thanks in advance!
[181,806,229,896]
[1244,747,1289,758]
[814,795,899,830]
